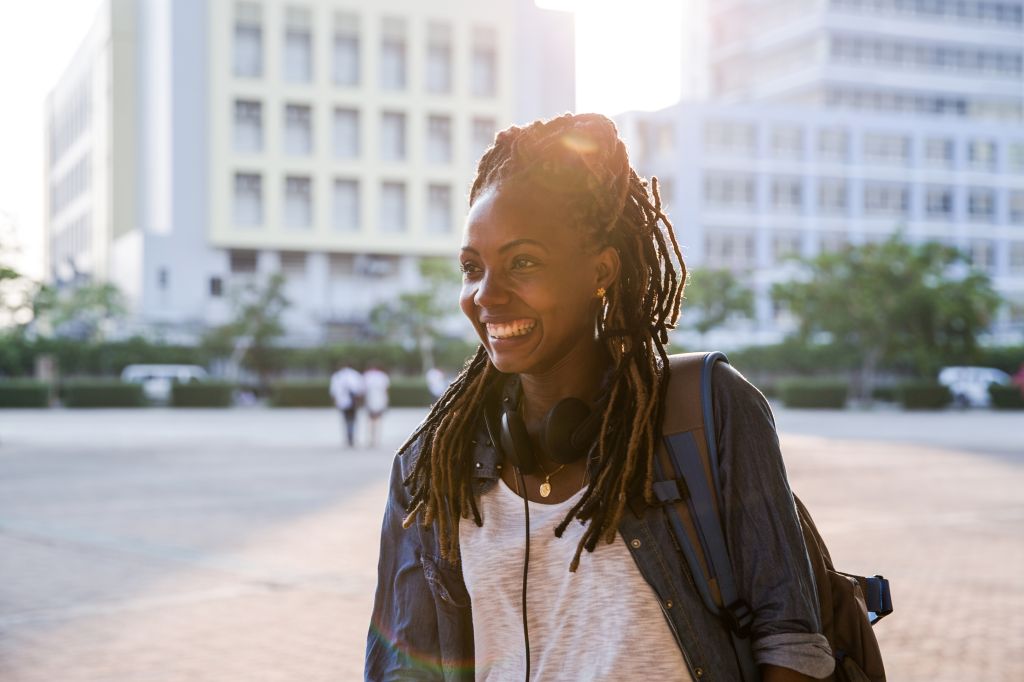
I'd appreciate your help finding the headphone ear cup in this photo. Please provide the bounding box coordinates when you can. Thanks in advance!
[543,398,594,465]
[502,407,538,474]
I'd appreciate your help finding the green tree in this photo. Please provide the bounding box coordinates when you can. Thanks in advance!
[369,258,460,372]
[681,268,755,340]
[202,272,290,386]
[30,281,127,342]
[772,235,1001,400]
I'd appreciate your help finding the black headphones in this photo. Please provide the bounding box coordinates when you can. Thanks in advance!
[483,377,603,475]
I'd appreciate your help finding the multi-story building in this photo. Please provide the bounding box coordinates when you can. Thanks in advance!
[618,104,1024,345]
[619,0,1024,347]
[43,0,574,342]
[709,0,1024,121]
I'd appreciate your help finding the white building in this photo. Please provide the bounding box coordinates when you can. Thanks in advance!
[619,0,1024,347]
[43,0,574,342]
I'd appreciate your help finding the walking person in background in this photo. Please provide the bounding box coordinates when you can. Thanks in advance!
[362,363,391,448]
[425,366,448,402]
[329,364,364,448]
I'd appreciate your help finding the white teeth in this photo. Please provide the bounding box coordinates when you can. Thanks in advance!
[486,320,536,340]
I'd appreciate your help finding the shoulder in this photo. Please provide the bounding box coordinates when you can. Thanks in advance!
[709,360,776,430]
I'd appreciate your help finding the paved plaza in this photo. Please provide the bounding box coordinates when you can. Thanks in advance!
[0,405,1021,681]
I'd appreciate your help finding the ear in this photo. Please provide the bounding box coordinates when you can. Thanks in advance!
[594,246,621,291]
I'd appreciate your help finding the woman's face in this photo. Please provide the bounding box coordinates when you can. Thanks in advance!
[459,183,619,375]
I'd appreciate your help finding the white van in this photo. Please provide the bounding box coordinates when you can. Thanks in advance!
[120,364,209,402]
[937,366,1011,408]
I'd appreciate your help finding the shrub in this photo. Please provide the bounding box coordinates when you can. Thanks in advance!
[778,379,848,409]
[896,381,952,410]
[389,378,434,407]
[62,380,145,408]
[989,384,1024,410]
[0,380,51,408]
[171,382,235,408]
[871,386,898,402]
[269,381,333,407]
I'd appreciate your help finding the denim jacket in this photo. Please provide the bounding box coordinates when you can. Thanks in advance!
[366,363,833,681]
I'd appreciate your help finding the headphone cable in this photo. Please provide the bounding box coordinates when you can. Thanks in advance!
[516,466,532,682]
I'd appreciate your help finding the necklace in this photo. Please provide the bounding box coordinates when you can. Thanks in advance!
[536,461,566,498]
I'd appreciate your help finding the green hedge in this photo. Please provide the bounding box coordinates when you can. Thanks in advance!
[0,380,51,408]
[390,378,434,407]
[896,381,952,410]
[62,380,145,408]
[989,384,1024,409]
[778,379,848,408]
[171,382,235,408]
[269,381,333,407]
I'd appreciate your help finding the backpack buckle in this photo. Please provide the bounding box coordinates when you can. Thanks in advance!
[653,478,690,505]
[724,599,754,638]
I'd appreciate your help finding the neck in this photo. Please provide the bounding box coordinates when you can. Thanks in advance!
[518,338,610,428]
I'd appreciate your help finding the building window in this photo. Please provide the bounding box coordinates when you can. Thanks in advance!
[233,100,262,152]
[284,104,312,155]
[817,128,849,162]
[427,184,452,233]
[704,230,757,270]
[229,250,258,274]
[471,117,496,161]
[970,240,996,273]
[233,2,263,78]
[704,173,757,208]
[209,276,224,297]
[380,111,406,161]
[332,12,360,86]
[284,7,313,83]
[771,176,804,213]
[925,185,955,219]
[280,251,306,278]
[863,132,910,165]
[284,176,313,228]
[1010,242,1024,275]
[427,115,453,164]
[426,22,453,94]
[770,126,804,159]
[332,107,360,159]
[157,267,169,291]
[968,139,998,170]
[380,17,407,90]
[923,137,955,167]
[819,231,850,254]
[233,172,263,226]
[817,178,847,214]
[471,26,498,96]
[332,178,360,232]
[772,230,802,263]
[329,253,355,279]
[863,182,909,216]
[1009,143,1024,173]
[968,187,996,222]
[1010,191,1024,225]
[381,181,407,232]
[705,120,757,156]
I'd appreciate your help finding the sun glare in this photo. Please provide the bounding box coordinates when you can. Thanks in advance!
[537,0,684,116]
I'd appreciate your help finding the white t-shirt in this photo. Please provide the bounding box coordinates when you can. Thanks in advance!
[459,479,694,682]
[362,368,390,414]
[329,368,364,410]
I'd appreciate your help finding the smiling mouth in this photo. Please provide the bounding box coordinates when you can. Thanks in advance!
[485,319,537,340]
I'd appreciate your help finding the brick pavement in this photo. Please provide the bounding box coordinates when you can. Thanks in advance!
[0,408,1021,681]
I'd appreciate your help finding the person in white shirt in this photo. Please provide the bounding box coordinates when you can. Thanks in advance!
[425,366,448,401]
[329,365,364,448]
[362,364,391,448]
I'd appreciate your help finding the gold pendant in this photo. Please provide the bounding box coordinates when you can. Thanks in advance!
[539,481,552,498]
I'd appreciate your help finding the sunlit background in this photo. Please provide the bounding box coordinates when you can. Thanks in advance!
[0,1,1022,681]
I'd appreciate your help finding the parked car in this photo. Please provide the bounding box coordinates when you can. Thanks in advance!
[937,366,1011,408]
[120,364,209,403]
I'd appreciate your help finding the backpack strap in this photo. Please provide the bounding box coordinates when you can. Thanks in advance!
[654,352,759,682]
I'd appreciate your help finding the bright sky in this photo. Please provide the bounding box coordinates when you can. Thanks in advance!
[0,0,682,280]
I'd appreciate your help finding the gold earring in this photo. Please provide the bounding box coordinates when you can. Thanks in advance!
[595,287,607,299]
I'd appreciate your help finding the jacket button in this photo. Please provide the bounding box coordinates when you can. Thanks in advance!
[694,667,704,678]
[664,599,673,609]
[630,538,641,549]
[475,462,482,468]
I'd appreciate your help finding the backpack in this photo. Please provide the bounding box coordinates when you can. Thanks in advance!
[654,352,892,682]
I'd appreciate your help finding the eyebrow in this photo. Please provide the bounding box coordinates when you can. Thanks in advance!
[460,239,549,256]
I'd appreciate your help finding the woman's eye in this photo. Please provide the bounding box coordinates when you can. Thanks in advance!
[512,256,538,269]
[460,262,481,276]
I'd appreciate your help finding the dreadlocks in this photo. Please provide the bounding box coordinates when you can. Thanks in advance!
[398,112,685,571]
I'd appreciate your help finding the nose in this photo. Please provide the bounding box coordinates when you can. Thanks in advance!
[473,270,511,308]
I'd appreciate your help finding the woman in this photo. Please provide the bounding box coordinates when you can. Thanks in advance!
[366,114,834,681]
